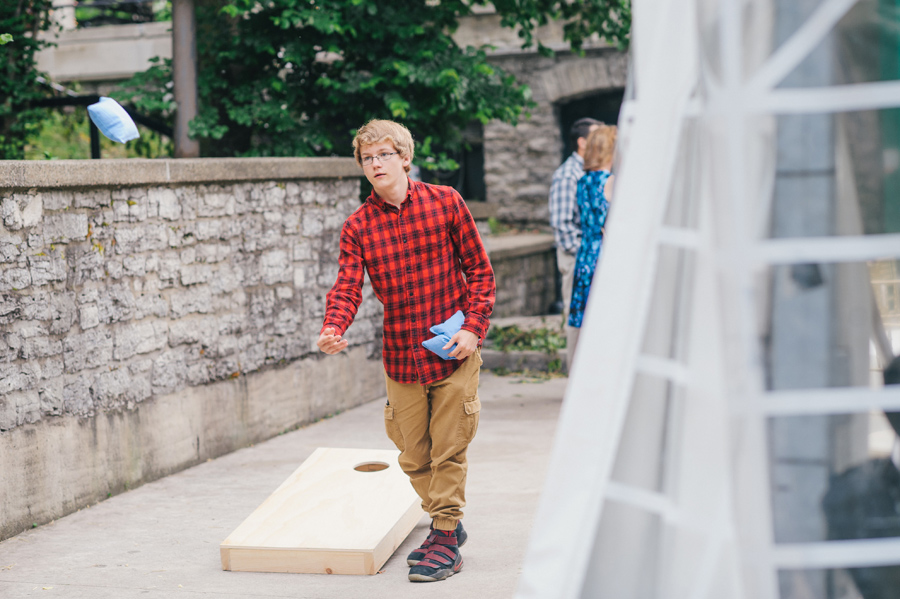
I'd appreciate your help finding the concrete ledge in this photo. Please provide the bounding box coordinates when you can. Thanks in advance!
[0,157,362,190]
[0,347,384,541]
[467,201,499,221]
[484,233,555,260]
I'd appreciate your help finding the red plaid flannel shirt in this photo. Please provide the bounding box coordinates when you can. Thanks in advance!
[322,179,495,384]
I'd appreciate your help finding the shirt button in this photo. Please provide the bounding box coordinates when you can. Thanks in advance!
[403,238,408,243]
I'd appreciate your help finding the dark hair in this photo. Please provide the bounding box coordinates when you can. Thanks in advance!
[569,117,602,146]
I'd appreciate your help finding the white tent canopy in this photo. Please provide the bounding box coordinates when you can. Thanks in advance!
[517,1,900,597]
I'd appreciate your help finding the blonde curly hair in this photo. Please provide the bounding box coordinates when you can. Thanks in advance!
[583,124,617,172]
[352,119,414,173]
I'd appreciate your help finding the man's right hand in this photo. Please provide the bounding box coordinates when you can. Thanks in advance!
[317,327,349,354]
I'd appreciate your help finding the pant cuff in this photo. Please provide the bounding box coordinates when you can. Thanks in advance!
[432,517,459,532]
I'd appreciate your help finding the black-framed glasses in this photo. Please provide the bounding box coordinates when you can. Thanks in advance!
[361,152,398,166]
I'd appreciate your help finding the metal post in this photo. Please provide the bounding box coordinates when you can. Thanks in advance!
[89,120,100,159]
[172,0,200,158]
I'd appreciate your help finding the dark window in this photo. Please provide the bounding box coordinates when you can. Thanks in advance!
[420,121,486,202]
[557,89,626,162]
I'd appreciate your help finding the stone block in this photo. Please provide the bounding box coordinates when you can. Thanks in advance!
[43,212,88,243]
[93,367,134,406]
[114,320,168,360]
[260,250,291,285]
[168,315,219,347]
[39,356,64,381]
[170,286,213,319]
[1,193,43,231]
[63,374,92,416]
[0,363,37,395]
[152,349,187,394]
[97,284,136,324]
[301,212,324,237]
[0,239,21,263]
[0,267,32,292]
[283,210,300,235]
[39,377,64,416]
[29,255,67,286]
[9,390,41,426]
[21,336,63,360]
[134,291,169,320]
[49,292,78,335]
[113,196,149,222]
[42,191,73,211]
[114,224,169,254]
[197,190,235,218]
[123,255,146,277]
[72,189,112,209]
[195,219,222,241]
[152,188,181,220]
[0,392,16,430]
[63,329,113,373]
[180,264,213,286]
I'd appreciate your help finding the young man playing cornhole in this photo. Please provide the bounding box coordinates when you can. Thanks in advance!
[316,119,495,582]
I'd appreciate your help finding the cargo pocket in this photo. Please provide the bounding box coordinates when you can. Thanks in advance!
[384,404,405,452]
[458,395,481,444]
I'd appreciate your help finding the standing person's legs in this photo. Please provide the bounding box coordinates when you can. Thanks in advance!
[557,246,577,373]
[382,374,432,510]
[557,246,576,324]
[382,350,482,581]
[421,349,481,530]
[382,351,482,526]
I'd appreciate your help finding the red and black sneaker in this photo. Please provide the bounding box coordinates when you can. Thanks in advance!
[408,529,463,582]
[406,521,467,566]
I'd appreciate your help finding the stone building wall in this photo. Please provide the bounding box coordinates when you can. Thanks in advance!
[483,48,629,225]
[0,158,385,540]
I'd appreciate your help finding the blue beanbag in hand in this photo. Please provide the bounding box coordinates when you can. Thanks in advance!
[87,97,140,144]
[422,310,466,360]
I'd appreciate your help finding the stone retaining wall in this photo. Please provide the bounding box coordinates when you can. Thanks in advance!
[486,233,557,317]
[0,158,385,540]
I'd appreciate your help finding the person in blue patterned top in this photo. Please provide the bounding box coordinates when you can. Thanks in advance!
[568,124,617,363]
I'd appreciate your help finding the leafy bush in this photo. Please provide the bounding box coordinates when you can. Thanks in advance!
[0,2,54,159]
[116,0,630,165]
[487,324,566,354]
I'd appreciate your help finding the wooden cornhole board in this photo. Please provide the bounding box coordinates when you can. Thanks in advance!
[220,447,423,575]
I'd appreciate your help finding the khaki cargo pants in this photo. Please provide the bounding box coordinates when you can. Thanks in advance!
[383,349,482,532]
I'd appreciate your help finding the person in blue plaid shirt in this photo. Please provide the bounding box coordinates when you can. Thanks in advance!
[549,117,601,368]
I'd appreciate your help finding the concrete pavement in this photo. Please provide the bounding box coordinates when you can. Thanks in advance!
[0,371,565,599]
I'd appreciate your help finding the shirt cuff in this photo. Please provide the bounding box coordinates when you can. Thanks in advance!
[461,313,490,340]
[321,323,345,337]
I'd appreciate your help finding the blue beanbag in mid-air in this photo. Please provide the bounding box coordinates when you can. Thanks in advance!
[422,310,466,360]
[87,97,140,144]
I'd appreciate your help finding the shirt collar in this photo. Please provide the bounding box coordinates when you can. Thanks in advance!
[368,177,416,212]
[571,152,584,167]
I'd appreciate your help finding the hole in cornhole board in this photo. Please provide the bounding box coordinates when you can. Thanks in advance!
[354,461,389,472]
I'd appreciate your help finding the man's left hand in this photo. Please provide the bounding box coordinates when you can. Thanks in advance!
[444,329,479,360]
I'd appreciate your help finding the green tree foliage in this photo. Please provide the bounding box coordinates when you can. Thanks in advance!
[1,2,54,159]
[493,0,630,54]
[118,0,629,165]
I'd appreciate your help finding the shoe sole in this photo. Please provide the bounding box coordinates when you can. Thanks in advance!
[406,528,468,566]
[408,556,463,582]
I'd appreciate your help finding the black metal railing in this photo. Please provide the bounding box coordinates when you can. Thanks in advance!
[33,78,173,159]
